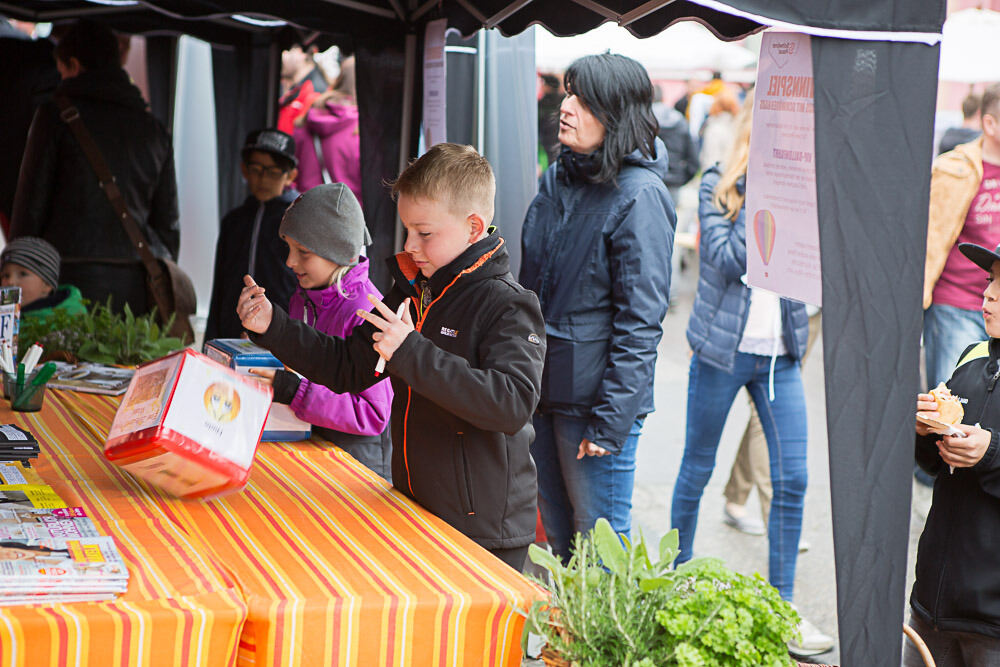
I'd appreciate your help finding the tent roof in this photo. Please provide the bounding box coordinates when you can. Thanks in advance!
[0,1,945,46]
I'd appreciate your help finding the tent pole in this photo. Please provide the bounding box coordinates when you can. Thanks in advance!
[395,31,418,252]
[476,30,486,153]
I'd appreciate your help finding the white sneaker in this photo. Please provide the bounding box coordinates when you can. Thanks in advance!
[722,504,766,536]
[788,607,835,657]
[798,538,811,553]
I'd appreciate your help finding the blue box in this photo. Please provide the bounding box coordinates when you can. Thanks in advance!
[203,339,311,442]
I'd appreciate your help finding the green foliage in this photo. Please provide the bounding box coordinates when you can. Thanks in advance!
[521,518,799,667]
[18,297,187,366]
[656,560,799,666]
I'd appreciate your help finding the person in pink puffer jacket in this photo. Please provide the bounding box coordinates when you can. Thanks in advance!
[293,56,362,205]
[254,182,392,478]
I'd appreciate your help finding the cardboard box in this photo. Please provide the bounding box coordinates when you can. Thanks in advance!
[104,349,272,499]
[203,339,311,442]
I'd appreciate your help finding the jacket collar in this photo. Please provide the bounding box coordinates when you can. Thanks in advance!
[57,66,148,112]
[297,257,371,307]
[388,231,507,301]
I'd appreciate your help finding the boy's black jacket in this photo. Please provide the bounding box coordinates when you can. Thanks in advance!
[253,233,546,549]
[913,338,1000,637]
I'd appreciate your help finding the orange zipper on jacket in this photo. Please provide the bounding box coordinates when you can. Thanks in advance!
[400,238,505,496]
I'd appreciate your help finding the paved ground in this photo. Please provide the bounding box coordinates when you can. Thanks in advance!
[523,187,931,665]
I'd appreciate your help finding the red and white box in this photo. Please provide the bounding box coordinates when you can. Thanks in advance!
[104,349,272,499]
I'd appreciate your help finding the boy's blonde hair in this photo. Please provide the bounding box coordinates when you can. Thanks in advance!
[391,143,496,223]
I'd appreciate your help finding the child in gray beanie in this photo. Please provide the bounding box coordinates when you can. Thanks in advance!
[249,183,393,479]
[0,237,86,320]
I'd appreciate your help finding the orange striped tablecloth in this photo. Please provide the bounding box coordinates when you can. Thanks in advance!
[3,389,541,666]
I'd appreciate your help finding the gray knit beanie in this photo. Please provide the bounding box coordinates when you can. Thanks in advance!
[279,183,372,266]
[0,237,60,289]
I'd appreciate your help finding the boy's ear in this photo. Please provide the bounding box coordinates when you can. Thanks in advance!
[467,213,486,241]
[286,168,299,185]
[239,162,250,181]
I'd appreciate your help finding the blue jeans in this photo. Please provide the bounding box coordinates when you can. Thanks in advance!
[924,303,987,387]
[671,353,807,601]
[532,413,644,561]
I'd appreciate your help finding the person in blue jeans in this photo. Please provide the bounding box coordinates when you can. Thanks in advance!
[670,92,833,657]
[519,54,674,561]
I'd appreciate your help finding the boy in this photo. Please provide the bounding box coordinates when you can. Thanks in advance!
[205,129,299,340]
[908,241,1000,665]
[237,143,545,570]
[0,236,85,320]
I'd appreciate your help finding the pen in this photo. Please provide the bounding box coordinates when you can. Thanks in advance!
[15,363,24,395]
[374,300,408,377]
[22,344,42,376]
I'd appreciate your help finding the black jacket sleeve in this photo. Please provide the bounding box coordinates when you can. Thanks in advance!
[583,185,674,453]
[147,138,180,260]
[387,288,546,435]
[10,104,58,240]
[915,432,944,477]
[251,290,393,394]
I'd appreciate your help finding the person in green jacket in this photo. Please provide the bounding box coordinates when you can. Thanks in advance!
[0,236,86,320]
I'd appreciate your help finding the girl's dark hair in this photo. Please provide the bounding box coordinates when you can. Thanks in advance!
[563,53,658,184]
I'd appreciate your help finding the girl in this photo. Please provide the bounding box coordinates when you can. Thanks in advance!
[254,183,392,479]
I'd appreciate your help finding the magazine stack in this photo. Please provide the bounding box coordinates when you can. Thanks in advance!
[0,474,129,604]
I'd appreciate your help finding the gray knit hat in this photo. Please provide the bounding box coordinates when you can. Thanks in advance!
[279,183,372,265]
[0,237,60,289]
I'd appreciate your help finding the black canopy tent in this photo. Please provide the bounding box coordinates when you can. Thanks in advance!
[3,1,946,664]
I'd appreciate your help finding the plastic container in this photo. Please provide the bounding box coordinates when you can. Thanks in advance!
[4,370,47,412]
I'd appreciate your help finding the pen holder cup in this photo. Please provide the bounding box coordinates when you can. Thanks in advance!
[4,371,47,412]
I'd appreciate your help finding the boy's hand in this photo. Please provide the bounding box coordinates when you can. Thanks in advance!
[916,392,940,436]
[249,368,275,386]
[237,275,273,334]
[577,438,609,459]
[938,424,991,468]
[358,295,413,363]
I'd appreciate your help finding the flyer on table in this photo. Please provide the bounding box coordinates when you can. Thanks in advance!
[745,32,822,307]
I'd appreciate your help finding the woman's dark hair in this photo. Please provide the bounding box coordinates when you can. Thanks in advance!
[563,53,658,184]
[54,20,120,71]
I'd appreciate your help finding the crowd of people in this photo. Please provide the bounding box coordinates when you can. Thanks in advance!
[8,15,1000,666]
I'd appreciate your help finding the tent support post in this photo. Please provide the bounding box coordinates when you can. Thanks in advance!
[395,31,418,252]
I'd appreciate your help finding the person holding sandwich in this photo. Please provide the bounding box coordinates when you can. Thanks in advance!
[907,241,1000,666]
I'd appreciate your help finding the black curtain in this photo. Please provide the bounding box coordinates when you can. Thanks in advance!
[145,35,177,130]
[212,36,274,220]
[812,37,939,665]
[356,35,422,294]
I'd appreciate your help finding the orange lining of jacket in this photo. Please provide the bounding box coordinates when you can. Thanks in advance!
[400,238,506,496]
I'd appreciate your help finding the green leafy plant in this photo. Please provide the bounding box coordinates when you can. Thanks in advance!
[18,297,188,366]
[521,518,800,666]
[656,559,799,666]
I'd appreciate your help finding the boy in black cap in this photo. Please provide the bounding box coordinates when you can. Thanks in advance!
[0,236,86,321]
[205,129,300,340]
[908,241,1000,665]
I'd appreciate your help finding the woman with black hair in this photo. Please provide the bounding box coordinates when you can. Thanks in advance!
[519,53,675,561]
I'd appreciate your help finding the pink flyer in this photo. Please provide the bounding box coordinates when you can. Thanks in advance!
[746,32,822,306]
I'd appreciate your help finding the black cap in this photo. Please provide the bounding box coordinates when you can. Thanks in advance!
[242,129,297,168]
[959,242,1000,272]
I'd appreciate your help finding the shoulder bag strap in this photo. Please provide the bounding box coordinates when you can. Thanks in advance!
[53,95,171,316]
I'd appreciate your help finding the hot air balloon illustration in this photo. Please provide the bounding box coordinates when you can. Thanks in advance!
[753,209,777,266]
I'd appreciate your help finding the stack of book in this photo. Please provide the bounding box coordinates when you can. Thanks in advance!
[0,470,129,604]
[0,425,39,466]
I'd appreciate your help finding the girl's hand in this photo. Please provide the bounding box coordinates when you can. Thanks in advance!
[249,368,276,386]
[357,295,413,363]
[916,392,940,436]
[237,275,273,334]
[577,438,609,459]
[938,424,992,468]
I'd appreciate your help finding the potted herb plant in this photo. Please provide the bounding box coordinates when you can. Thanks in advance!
[522,518,801,666]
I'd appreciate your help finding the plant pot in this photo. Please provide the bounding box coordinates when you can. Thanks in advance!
[539,645,572,667]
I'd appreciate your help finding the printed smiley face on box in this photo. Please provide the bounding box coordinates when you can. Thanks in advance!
[104,349,273,499]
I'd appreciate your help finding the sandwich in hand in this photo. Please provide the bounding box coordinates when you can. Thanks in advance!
[929,382,964,425]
